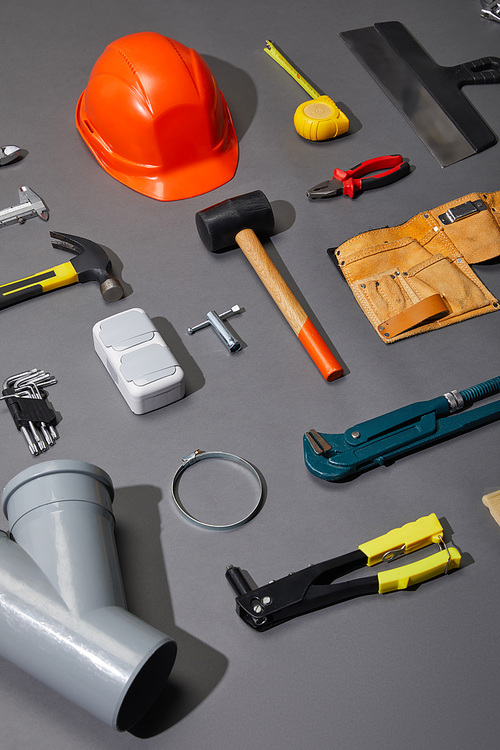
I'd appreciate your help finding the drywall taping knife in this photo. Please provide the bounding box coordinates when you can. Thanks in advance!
[264,40,349,141]
[340,21,500,167]
[304,376,500,481]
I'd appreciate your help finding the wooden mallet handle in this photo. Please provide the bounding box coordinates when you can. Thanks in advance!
[235,228,343,381]
[196,190,343,381]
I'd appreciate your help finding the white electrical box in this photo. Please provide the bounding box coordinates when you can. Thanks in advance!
[93,308,185,414]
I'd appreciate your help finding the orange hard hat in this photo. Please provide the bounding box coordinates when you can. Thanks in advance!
[75,32,239,201]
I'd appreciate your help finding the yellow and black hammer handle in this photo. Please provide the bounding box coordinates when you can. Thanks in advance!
[0,263,78,309]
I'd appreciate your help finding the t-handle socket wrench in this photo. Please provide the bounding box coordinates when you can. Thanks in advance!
[187,305,243,353]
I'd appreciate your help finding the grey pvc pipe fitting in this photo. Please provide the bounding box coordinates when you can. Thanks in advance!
[0,459,177,731]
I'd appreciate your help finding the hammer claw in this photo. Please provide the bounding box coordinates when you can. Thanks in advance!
[50,231,93,256]
[49,231,124,302]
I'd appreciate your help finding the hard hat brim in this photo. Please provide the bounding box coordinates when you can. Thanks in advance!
[76,92,239,201]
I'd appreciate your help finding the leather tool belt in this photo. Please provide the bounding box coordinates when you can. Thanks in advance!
[333,190,500,342]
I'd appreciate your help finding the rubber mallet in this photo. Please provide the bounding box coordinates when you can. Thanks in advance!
[195,190,343,381]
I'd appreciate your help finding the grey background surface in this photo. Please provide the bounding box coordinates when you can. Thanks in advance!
[1,1,500,748]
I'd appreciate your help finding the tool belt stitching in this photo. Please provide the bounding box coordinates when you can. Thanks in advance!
[337,207,443,260]
[351,284,383,329]
[339,226,451,270]
[338,190,500,262]
[445,258,498,307]
[337,190,500,342]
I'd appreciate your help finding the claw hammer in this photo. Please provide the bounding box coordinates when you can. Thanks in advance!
[0,231,124,309]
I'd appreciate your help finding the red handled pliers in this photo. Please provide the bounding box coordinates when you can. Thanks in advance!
[306,154,411,199]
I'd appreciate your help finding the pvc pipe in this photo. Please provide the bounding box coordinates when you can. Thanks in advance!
[0,460,177,731]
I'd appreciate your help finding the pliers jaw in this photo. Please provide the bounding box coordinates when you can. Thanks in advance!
[306,179,344,199]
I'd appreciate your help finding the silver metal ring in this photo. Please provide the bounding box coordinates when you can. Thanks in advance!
[171,449,264,530]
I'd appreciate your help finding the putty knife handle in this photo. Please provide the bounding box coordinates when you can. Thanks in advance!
[449,57,500,85]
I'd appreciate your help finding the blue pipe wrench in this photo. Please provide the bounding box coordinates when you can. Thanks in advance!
[304,377,500,481]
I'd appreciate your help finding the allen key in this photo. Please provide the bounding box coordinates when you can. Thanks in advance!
[2,369,59,455]
[187,305,244,353]
[14,371,59,446]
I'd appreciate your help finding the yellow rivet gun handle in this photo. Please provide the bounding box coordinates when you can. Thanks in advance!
[358,513,444,566]
[377,547,461,594]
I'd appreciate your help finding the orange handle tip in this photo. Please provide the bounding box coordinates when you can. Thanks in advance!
[298,318,343,382]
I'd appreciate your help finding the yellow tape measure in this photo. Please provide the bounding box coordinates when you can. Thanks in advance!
[264,40,349,142]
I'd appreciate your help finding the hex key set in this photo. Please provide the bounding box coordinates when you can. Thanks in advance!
[1,369,59,456]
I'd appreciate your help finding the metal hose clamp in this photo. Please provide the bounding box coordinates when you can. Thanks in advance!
[171,449,264,530]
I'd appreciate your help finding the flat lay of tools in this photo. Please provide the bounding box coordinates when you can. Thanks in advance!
[1,9,500,742]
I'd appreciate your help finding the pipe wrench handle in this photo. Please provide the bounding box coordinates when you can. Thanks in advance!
[0,262,78,309]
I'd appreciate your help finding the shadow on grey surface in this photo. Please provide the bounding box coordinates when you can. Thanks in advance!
[267,200,349,377]
[204,56,257,142]
[335,101,362,136]
[153,316,205,396]
[114,485,227,739]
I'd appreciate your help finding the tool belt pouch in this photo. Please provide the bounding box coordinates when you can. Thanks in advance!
[333,191,500,342]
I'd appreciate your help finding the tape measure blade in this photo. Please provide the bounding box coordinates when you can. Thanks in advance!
[264,40,322,99]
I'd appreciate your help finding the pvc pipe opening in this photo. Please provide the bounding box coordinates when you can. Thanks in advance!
[116,639,177,731]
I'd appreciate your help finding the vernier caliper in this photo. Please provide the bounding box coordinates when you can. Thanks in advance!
[0,186,49,227]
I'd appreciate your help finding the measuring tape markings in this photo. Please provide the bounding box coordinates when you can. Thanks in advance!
[263,40,349,141]
[264,41,321,99]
